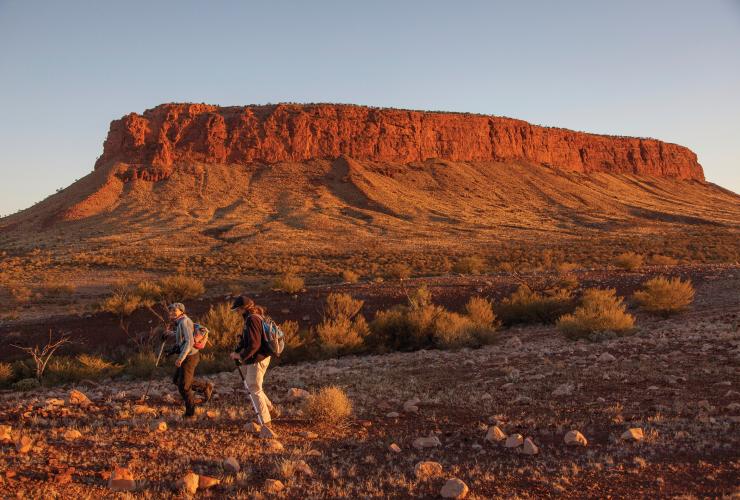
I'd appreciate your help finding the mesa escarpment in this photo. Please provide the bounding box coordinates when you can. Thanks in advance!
[95,103,705,182]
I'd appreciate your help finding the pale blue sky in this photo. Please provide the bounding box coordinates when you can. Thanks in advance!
[1,0,739,215]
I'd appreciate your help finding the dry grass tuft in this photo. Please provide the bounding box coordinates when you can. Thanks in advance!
[453,255,486,274]
[614,252,644,271]
[158,275,205,301]
[315,293,369,356]
[0,362,13,387]
[496,285,574,325]
[342,270,360,283]
[303,386,353,424]
[633,276,694,315]
[273,272,304,293]
[200,302,243,348]
[557,288,634,339]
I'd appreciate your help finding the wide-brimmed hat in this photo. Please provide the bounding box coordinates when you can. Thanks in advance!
[230,295,255,311]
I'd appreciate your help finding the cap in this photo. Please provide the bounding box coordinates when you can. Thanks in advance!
[168,302,186,313]
[230,295,255,311]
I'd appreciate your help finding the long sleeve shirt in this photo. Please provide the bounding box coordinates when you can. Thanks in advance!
[234,314,267,364]
[174,315,198,364]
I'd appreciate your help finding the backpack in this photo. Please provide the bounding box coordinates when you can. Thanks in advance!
[193,323,209,350]
[252,314,285,357]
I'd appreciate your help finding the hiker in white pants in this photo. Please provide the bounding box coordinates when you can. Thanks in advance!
[229,295,280,426]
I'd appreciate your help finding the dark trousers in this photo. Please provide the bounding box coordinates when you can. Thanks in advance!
[173,353,207,414]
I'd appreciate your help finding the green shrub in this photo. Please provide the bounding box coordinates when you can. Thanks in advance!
[0,362,14,387]
[496,285,574,325]
[315,293,369,356]
[303,386,353,424]
[124,351,160,379]
[614,252,644,271]
[158,275,205,302]
[273,273,304,293]
[200,302,243,348]
[557,288,635,340]
[633,276,694,315]
[453,255,486,275]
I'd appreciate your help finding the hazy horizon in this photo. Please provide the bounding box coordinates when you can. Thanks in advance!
[1,0,739,215]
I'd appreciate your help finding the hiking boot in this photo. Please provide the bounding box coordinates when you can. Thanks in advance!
[204,382,213,403]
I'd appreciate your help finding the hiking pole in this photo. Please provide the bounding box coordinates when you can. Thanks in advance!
[234,360,265,426]
[140,340,167,403]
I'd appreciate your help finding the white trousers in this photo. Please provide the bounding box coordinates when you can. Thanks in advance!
[246,356,274,424]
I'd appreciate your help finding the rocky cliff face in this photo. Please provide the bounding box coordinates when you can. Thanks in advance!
[95,103,704,181]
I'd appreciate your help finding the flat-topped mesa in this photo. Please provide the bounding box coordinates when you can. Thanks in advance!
[95,103,705,181]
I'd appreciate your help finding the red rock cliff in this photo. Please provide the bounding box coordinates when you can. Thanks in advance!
[95,103,704,181]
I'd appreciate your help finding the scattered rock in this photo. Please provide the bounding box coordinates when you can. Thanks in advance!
[68,389,91,406]
[522,437,539,455]
[15,435,32,453]
[414,461,443,478]
[206,410,219,419]
[505,434,523,448]
[485,426,506,443]
[621,428,644,441]
[298,430,318,439]
[564,430,588,446]
[155,421,168,432]
[223,457,240,474]
[260,440,285,452]
[386,412,400,418]
[413,436,442,449]
[133,405,156,416]
[108,466,136,492]
[260,425,278,439]
[389,443,401,453]
[403,398,421,413]
[0,425,11,443]
[552,383,574,397]
[505,336,522,349]
[45,398,65,407]
[63,429,82,441]
[598,352,617,362]
[198,475,220,489]
[287,459,313,476]
[287,388,310,400]
[177,472,199,495]
[264,479,285,494]
[441,478,469,498]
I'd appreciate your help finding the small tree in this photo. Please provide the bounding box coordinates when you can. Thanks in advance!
[12,331,72,382]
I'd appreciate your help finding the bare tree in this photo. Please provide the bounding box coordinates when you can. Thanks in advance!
[12,330,73,382]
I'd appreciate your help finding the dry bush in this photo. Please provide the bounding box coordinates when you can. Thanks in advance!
[557,288,635,340]
[10,285,33,304]
[453,255,486,275]
[465,296,499,344]
[614,252,644,271]
[124,351,160,379]
[315,293,369,356]
[0,362,13,387]
[342,270,360,283]
[200,302,243,348]
[556,262,578,273]
[280,320,317,363]
[633,276,694,315]
[158,275,205,302]
[46,354,123,383]
[496,285,574,325]
[273,273,304,293]
[432,310,476,348]
[302,386,353,424]
[101,290,142,317]
[386,263,412,280]
[649,254,679,266]
[44,283,76,297]
[133,280,162,302]
[12,378,40,391]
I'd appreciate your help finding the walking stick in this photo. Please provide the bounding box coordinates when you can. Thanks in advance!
[234,360,265,426]
[140,340,167,403]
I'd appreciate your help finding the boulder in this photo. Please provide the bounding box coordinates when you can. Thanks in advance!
[564,430,588,446]
[223,457,240,474]
[441,478,469,498]
[413,436,442,449]
[68,389,91,406]
[485,426,506,443]
[108,466,136,492]
[504,434,523,448]
[621,428,644,441]
[414,461,443,478]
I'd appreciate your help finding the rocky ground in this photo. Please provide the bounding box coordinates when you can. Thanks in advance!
[1,272,739,498]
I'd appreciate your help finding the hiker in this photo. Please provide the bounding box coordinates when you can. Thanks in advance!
[229,295,280,427]
[164,302,213,418]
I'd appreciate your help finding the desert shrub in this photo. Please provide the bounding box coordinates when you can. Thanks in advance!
[556,262,578,274]
[342,270,360,283]
[10,286,33,304]
[44,283,76,297]
[101,290,142,317]
[46,354,123,384]
[557,288,635,340]
[133,280,163,302]
[280,320,319,363]
[315,293,369,356]
[453,255,486,275]
[198,351,234,374]
[200,302,243,348]
[633,276,694,315]
[158,275,205,302]
[432,310,476,348]
[386,263,412,280]
[614,252,644,271]
[273,273,304,293]
[649,254,679,266]
[13,377,40,392]
[0,362,14,387]
[302,386,353,424]
[465,296,499,344]
[496,286,575,325]
[124,351,160,379]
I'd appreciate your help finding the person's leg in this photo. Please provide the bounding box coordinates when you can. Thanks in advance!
[246,357,272,424]
[178,354,198,415]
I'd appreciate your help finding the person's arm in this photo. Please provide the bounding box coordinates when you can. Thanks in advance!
[238,316,262,362]
[176,317,194,365]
